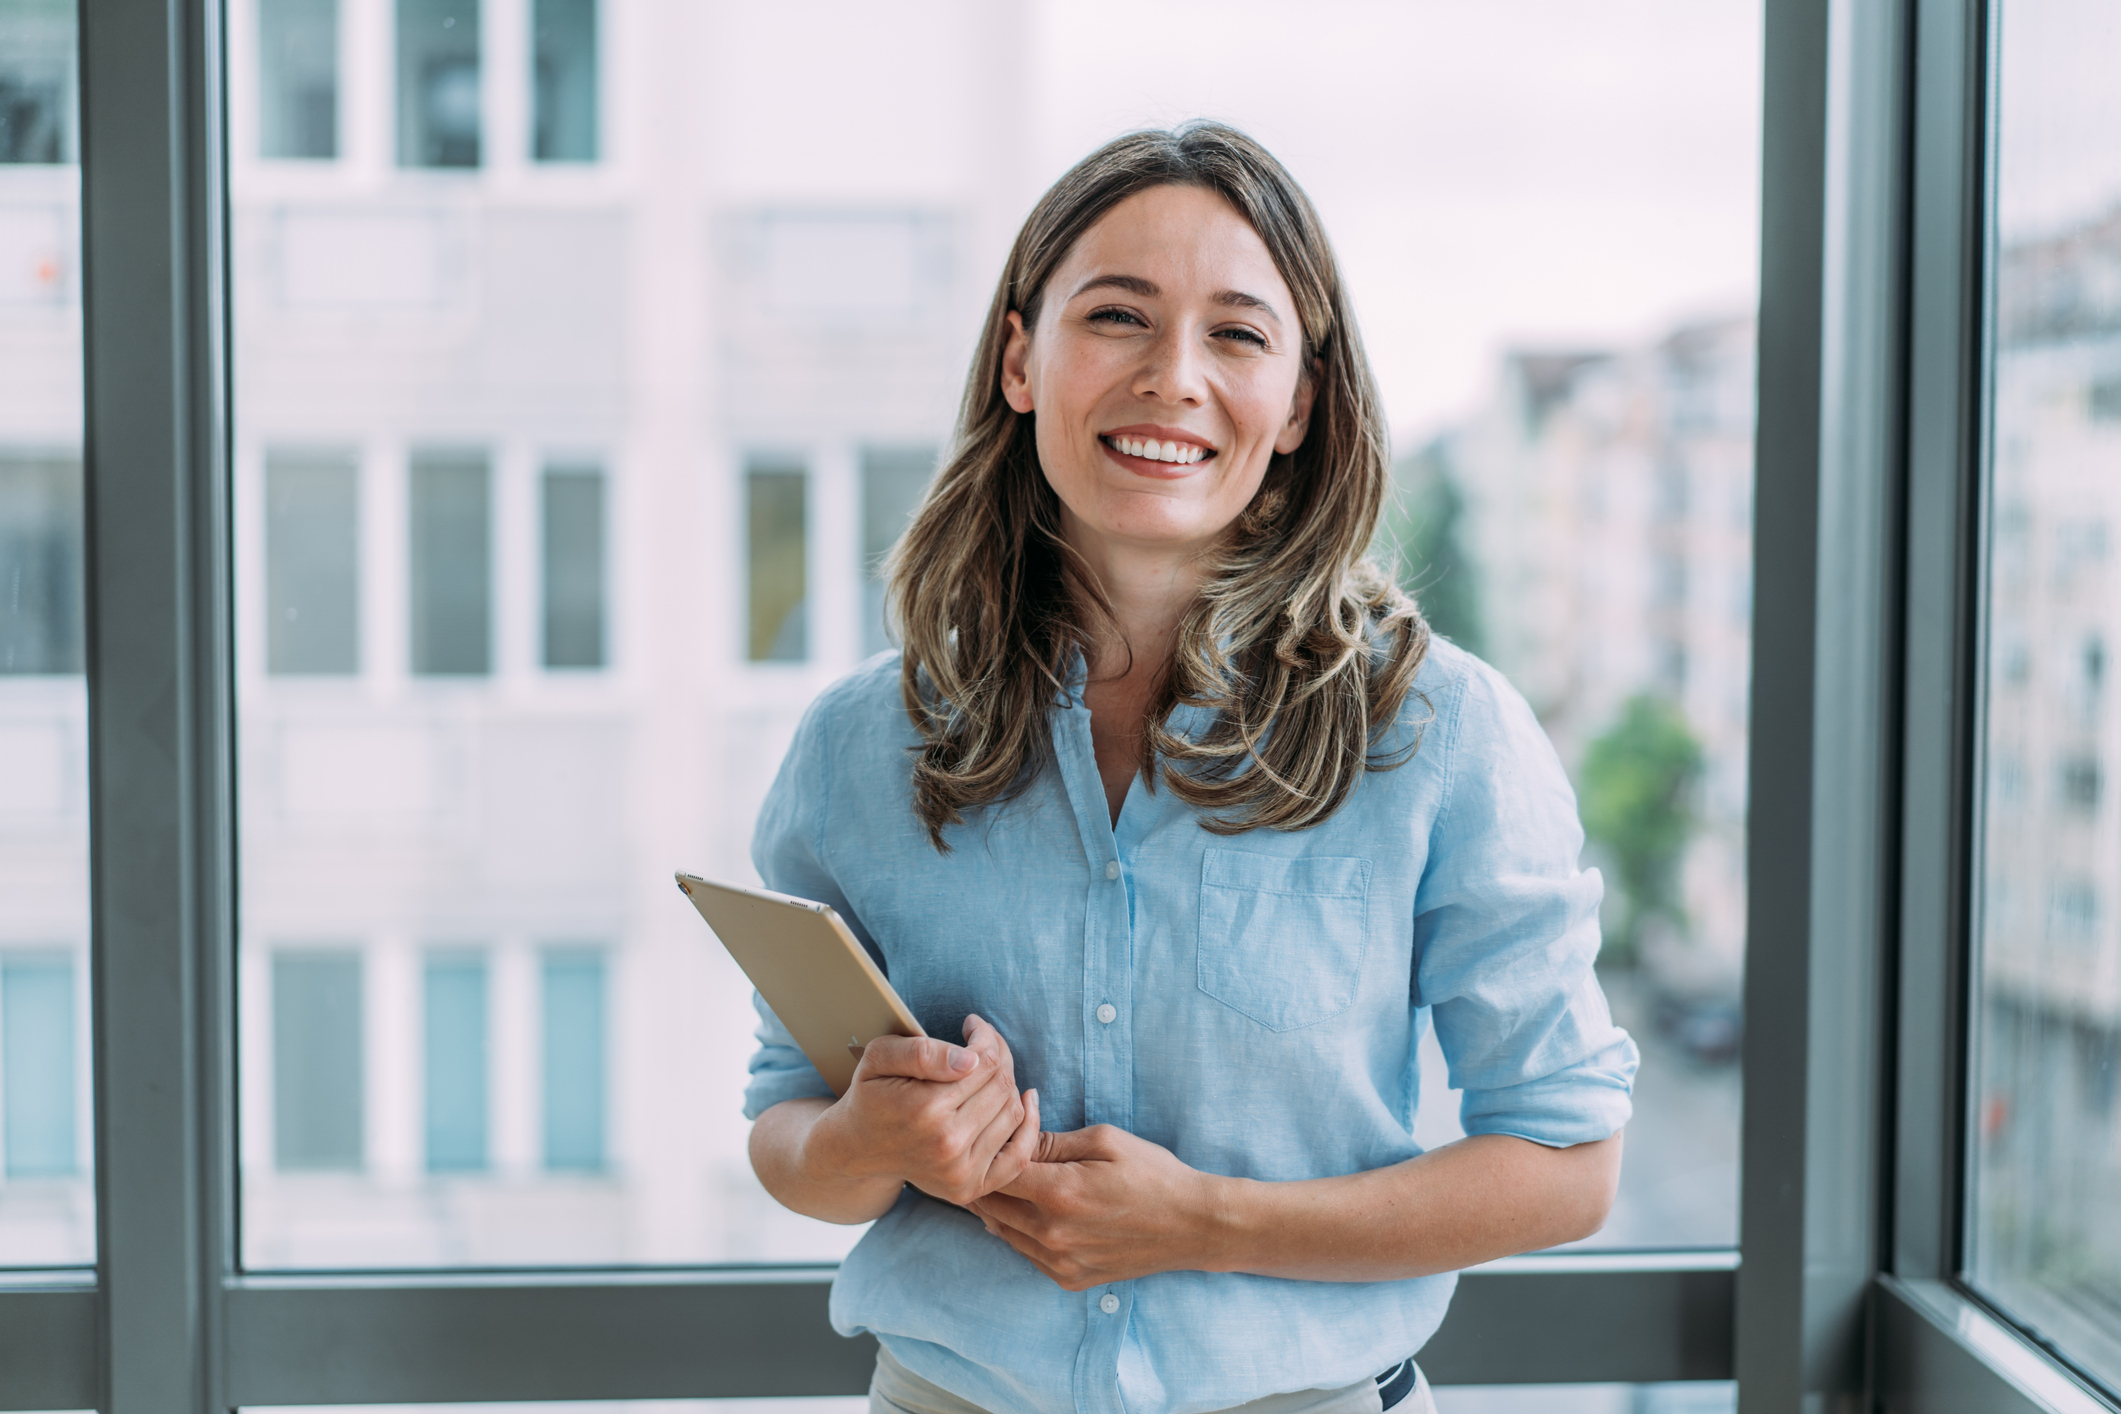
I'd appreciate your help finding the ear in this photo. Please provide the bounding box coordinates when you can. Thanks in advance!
[1274,356,1321,456]
[1000,310,1035,414]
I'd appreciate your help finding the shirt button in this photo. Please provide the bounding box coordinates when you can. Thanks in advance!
[1096,1003,1117,1025]
[1104,860,1121,880]
[1099,1292,1120,1315]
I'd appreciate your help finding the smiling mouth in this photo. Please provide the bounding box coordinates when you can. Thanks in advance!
[1100,434,1215,465]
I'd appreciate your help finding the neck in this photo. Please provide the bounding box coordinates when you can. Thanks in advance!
[1063,515,1201,684]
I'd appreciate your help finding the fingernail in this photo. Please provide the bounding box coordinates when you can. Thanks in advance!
[950,1047,978,1072]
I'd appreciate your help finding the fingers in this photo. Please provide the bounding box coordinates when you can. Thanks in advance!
[859,1034,981,1083]
[981,1088,1042,1193]
[963,1088,1030,1189]
[960,1015,1017,1082]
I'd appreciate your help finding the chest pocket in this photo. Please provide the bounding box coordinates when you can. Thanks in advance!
[1196,849,1372,1032]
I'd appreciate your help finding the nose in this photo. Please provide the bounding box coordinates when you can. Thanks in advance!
[1130,322,1208,407]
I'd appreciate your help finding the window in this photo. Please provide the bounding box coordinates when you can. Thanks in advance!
[532,0,596,163]
[1,955,75,1178]
[424,951,488,1173]
[0,0,73,165]
[540,948,604,1173]
[258,0,338,160]
[0,455,81,674]
[396,0,480,169]
[0,0,88,1278]
[860,445,935,658]
[1969,0,2121,1393]
[408,450,491,676]
[272,951,364,1172]
[265,449,359,675]
[746,460,807,663]
[541,464,605,669]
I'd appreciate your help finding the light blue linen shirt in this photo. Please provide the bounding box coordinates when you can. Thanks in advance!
[743,636,1637,1414]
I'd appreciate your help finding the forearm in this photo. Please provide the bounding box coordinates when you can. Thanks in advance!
[1207,1132,1623,1282]
[747,1097,908,1225]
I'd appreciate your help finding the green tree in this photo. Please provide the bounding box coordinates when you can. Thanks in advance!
[1577,694,1704,967]
[1378,439,1484,654]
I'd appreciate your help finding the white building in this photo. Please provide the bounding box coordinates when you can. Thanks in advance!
[1441,316,1757,999]
[1975,202,2121,1311]
[1,0,1032,1268]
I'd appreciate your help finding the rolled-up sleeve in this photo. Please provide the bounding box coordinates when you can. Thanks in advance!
[740,693,845,1121]
[1413,665,1638,1147]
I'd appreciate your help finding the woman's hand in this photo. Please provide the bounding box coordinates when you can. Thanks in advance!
[968,1125,1228,1290]
[970,1127,1624,1287]
[751,1014,1042,1223]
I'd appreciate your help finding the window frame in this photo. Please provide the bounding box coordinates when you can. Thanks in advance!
[3,0,2111,1408]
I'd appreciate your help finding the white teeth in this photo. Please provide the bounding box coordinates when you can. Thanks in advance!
[1107,435,1208,464]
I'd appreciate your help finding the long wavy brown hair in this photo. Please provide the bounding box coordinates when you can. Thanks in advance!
[887,122,1428,849]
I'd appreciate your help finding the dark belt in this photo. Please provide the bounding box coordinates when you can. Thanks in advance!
[1375,1359,1419,1410]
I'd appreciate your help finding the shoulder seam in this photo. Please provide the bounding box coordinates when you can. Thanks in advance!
[1428,670,1477,839]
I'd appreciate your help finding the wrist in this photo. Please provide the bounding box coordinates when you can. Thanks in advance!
[800,1096,892,1188]
[1194,1172,1260,1274]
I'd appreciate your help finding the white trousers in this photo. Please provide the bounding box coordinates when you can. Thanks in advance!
[868,1342,1436,1414]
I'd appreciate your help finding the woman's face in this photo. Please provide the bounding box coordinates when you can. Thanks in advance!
[1000,184,1315,570]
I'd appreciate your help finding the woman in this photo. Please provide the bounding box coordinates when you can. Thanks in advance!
[744,122,1636,1414]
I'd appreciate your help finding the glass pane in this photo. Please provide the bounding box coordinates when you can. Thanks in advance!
[860,446,935,658]
[424,950,488,1172]
[0,0,90,1267]
[1969,0,2121,1393]
[233,0,1756,1270]
[266,449,360,674]
[272,951,365,1172]
[397,0,480,169]
[258,0,338,160]
[542,466,605,669]
[747,463,807,664]
[532,0,596,163]
[408,451,491,676]
[1436,1389,1733,1413]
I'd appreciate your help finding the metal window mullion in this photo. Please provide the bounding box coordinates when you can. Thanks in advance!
[1892,0,1989,1287]
[79,0,235,1411]
[1738,0,1910,1408]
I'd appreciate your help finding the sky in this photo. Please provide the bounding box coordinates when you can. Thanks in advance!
[1028,0,1765,446]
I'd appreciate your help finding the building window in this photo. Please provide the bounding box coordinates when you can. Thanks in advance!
[257,0,338,160]
[2058,754,2101,814]
[541,948,605,1172]
[272,951,363,1172]
[0,455,83,675]
[541,465,605,669]
[265,449,359,675]
[396,0,480,169]
[423,950,488,1174]
[860,445,935,658]
[408,450,491,676]
[0,0,74,164]
[531,0,596,163]
[745,460,807,663]
[2,955,76,1178]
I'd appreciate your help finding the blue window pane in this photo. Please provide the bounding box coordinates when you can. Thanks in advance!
[2,956,75,1177]
[541,949,604,1172]
[424,952,488,1172]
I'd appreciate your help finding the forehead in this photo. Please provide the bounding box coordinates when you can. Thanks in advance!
[1055,185,1292,306]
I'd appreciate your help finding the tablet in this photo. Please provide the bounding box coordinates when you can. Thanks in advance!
[676,871,925,1097]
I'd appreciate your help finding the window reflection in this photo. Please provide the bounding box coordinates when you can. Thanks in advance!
[1971,0,2121,1395]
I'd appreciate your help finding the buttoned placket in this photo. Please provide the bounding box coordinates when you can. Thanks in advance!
[1052,696,1140,1414]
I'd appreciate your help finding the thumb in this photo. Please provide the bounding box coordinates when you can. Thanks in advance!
[1030,1127,1109,1165]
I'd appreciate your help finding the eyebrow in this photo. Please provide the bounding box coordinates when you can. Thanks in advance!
[1070,273,1284,325]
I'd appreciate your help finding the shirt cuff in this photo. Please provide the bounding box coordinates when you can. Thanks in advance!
[1458,1034,1639,1147]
